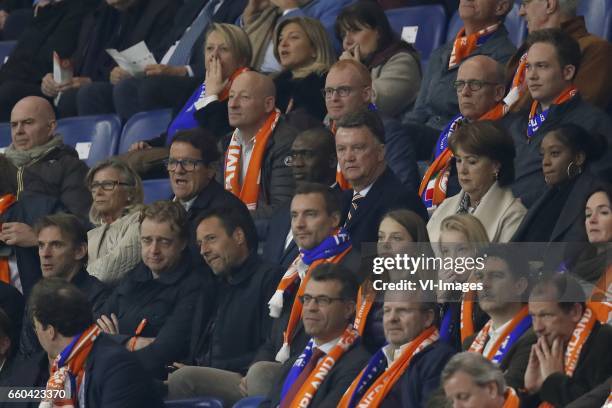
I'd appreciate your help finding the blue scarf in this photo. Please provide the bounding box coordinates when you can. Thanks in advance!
[433,113,464,159]
[439,303,458,344]
[491,315,532,365]
[300,228,351,265]
[279,339,318,401]
[346,347,388,408]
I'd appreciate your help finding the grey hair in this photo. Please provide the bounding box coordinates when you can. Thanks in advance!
[441,352,506,395]
[85,159,144,225]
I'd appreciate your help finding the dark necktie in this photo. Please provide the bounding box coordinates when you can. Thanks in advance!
[279,348,325,408]
[344,192,364,228]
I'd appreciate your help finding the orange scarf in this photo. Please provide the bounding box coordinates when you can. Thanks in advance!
[219,67,249,101]
[527,85,578,138]
[467,306,530,362]
[272,247,352,362]
[0,259,9,285]
[538,307,597,408]
[329,120,351,190]
[338,326,439,408]
[0,194,16,285]
[354,284,376,335]
[604,389,612,407]
[224,109,281,210]
[588,265,612,324]
[460,291,476,343]
[448,24,500,70]
[502,387,520,408]
[41,325,101,408]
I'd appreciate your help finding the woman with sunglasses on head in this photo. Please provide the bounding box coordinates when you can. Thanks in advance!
[86,159,144,285]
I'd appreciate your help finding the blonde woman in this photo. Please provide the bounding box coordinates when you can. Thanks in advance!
[273,16,337,120]
[86,159,144,285]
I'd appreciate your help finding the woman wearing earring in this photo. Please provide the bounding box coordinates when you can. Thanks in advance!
[427,121,526,243]
[512,124,607,243]
[86,159,144,285]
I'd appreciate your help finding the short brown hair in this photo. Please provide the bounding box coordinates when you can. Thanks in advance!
[34,213,88,263]
[139,201,188,242]
[526,28,581,79]
[448,121,515,187]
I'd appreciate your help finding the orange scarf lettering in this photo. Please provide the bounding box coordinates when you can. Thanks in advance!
[538,307,597,408]
[224,109,281,210]
[448,24,500,70]
[338,327,439,408]
[354,284,376,335]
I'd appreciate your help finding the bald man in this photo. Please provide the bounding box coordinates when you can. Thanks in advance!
[0,96,91,296]
[223,71,299,221]
[419,55,506,213]
[324,60,419,192]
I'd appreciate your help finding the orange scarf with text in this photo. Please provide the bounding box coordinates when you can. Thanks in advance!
[354,284,376,335]
[588,265,612,324]
[338,326,439,408]
[41,325,101,408]
[467,306,531,363]
[448,24,500,70]
[271,247,352,362]
[284,326,360,408]
[460,291,476,343]
[224,109,281,210]
[538,307,597,408]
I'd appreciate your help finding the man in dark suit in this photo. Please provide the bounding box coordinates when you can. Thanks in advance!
[523,273,612,407]
[337,110,427,251]
[332,287,454,407]
[262,263,370,408]
[28,278,163,407]
[262,127,337,269]
[462,250,535,390]
[504,29,612,208]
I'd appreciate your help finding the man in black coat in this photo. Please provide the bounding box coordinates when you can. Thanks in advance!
[504,29,612,208]
[167,206,281,405]
[28,278,163,407]
[18,213,109,360]
[523,273,612,407]
[337,110,427,251]
[262,127,338,269]
[262,263,371,408]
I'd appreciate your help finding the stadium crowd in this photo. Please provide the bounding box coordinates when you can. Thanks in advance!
[0,0,611,407]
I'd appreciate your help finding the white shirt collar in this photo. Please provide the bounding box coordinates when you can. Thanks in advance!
[356,183,374,197]
[313,336,342,354]
[174,195,198,212]
[382,342,409,367]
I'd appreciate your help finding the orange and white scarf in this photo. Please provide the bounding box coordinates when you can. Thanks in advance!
[353,284,376,335]
[448,24,500,70]
[0,194,16,284]
[539,307,597,408]
[281,326,360,408]
[40,325,101,408]
[588,265,612,324]
[502,387,521,408]
[271,245,351,362]
[224,108,281,210]
[468,306,532,364]
[603,389,612,407]
[338,326,439,408]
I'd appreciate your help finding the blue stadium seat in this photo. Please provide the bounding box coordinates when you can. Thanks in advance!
[232,396,266,408]
[142,178,173,204]
[385,5,447,65]
[0,40,17,66]
[606,6,612,41]
[578,0,612,38]
[55,115,121,167]
[118,109,173,154]
[0,122,11,152]
[164,397,223,408]
[447,3,527,46]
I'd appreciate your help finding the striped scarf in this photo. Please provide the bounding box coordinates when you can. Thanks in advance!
[40,325,101,408]
[224,108,281,210]
[448,24,500,70]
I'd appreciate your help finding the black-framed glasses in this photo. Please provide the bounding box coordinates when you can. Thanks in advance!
[89,180,133,192]
[164,158,206,172]
[299,294,346,307]
[453,80,499,92]
[322,86,356,99]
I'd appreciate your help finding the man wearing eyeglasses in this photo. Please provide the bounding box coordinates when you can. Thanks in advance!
[166,128,250,270]
[0,96,91,297]
[262,263,370,408]
[419,55,506,214]
[323,60,419,193]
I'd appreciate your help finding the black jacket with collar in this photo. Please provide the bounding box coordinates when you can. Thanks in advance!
[99,254,202,378]
[188,252,281,374]
[342,167,427,250]
[504,95,612,209]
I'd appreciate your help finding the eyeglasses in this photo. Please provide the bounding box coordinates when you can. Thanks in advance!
[453,80,499,92]
[322,86,356,99]
[299,294,346,307]
[164,158,206,172]
[89,180,133,192]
